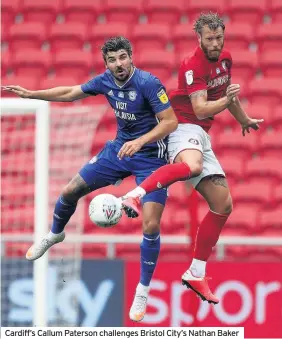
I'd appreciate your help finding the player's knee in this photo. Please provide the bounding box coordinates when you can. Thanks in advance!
[61,185,79,204]
[142,219,160,234]
[211,194,233,215]
[185,161,203,177]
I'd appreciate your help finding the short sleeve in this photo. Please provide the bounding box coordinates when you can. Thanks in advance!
[143,75,171,114]
[81,76,102,96]
[182,60,207,96]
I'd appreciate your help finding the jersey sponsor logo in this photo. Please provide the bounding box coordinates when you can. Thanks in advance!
[188,138,199,145]
[185,70,193,85]
[118,91,124,98]
[116,101,127,110]
[208,75,229,88]
[114,109,136,121]
[108,90,114,96]
[128,91,137,101]
[157,89,169,104]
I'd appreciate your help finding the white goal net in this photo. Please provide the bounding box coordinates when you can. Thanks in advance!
[1,98,106,326]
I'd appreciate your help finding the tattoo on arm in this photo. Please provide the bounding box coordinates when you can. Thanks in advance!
[210,175,228,188]
[190,90,207,99]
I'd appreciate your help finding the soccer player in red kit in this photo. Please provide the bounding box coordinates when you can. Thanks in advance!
[122,12,263,304]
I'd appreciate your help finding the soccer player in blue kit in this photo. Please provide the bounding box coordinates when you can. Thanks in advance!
[3,36,178,322]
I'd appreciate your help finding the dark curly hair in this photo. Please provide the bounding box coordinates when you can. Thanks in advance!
[101,36,132,61]
[193,12,225,35]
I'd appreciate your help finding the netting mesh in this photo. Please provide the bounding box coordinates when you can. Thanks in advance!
[1,103,106,326]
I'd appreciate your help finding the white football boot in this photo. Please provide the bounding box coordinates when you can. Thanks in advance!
[26,231,65,261]
[129,283,149,322]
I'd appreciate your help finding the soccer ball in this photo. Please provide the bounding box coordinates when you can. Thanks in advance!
[89,194,123,228]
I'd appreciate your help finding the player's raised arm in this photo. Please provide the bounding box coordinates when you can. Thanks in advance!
[226,86,264,136]
[2,84,89,102]
[189,85,240,120]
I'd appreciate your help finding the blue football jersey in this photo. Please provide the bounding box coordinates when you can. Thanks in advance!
[81,67,171,159]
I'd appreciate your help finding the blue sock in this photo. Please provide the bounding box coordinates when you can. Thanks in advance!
[140,232,160,286]
[51,196,77,234]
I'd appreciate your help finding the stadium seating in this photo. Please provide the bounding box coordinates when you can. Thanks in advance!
[103,0,143,24]
[11,49,51,79]
[269,0,282,23]
[2,0,282,261]
[216,127,259,155]
[224,23,254,50]
[274,105,282,124]
[145,0,184,25]
[8,23,47,52]
[63,0,102,25]
[2,75,39,92]
[136,50,175,82]
[184,0,227,23]
[231,179,273,206]
[256,23,282,51]
[259,208,282,231]
[1,0,21,25]
[230,50,259,79]
[22,0,62,25]
[1,50,10,77]
[49,23,88,52]
[224,203,259,234]
[132,24,171,52]
[172,24,196,54]
[53,50,92,81]
[247,78,282,105]
[217,154,244,180]
[226,0,267,25]
[39,76,78,90]
[245,156,282,181]
[88,23,130,58]
[259,50,282,77]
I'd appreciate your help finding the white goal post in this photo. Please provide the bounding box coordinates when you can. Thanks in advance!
[1,98,50,326]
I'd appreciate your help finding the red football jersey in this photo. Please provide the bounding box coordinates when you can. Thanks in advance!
[170,46,232,132]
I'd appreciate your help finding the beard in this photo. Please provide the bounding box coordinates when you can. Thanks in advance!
[201,41,224,62]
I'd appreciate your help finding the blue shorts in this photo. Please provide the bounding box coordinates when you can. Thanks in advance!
[79,141,168,205]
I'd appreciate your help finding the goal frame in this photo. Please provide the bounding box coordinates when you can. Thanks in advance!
[1,98,50,326]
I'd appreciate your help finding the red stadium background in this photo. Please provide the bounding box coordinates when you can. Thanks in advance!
[1,0,282,336]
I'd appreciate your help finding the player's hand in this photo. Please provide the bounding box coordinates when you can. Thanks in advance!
[118,139,145,160]
[241,118,264,136]
[226,84,240,103]
[1,85,33,98]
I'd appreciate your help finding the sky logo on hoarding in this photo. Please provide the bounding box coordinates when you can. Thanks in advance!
[3,260,124,326]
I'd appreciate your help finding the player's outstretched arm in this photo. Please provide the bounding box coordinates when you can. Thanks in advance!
[1,85,89,102]
[190,84,240,120]
[227,96,264,136]
[117,106,177,159]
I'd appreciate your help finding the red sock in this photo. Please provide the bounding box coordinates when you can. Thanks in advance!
[194,210,229,261]
[140,162,191,193]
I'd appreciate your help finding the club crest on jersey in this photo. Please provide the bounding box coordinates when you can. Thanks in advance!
[118,91,124,98]
[216,68,220,74]
[222,61,227,71]
[128,91,137,101]
[185,70,193,85]
[157,89,169,104]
